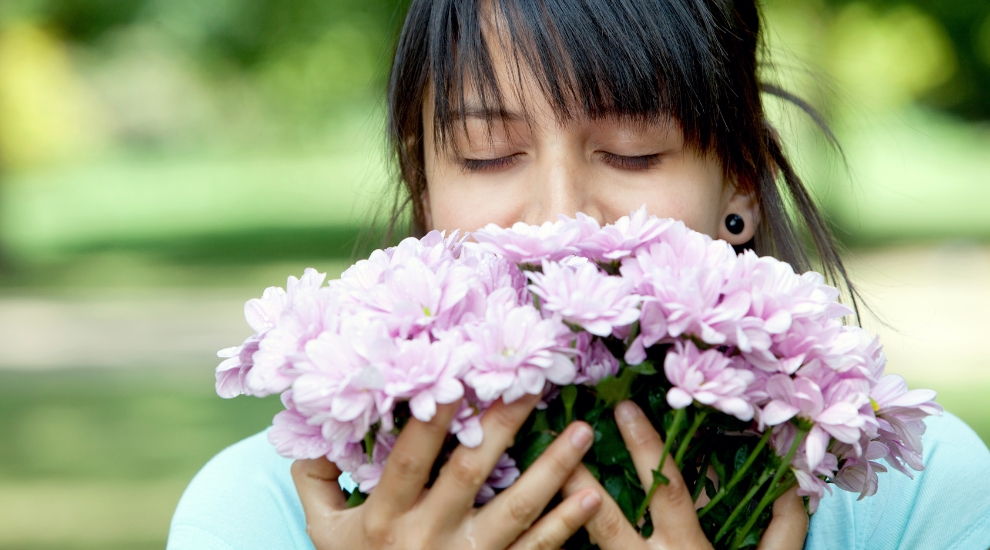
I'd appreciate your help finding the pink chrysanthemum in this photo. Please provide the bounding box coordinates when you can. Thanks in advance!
[832,439,888,499]
[763,375,874,470]
[527,260,641,337]
[664,341,756,421]
[245,274,337,397]
[472,218,582,264]
[476,453,521,504]
[352,432,397,493]
[382,335,469,423]
[215,285,288,398]
[571,334,620,385]
[870,374,941,477]
[574,206,673,261]
[462,288,576,404]
[619,225,741,347]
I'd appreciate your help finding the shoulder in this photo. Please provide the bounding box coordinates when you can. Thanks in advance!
[806,412,990,550]
[167,430,315,550]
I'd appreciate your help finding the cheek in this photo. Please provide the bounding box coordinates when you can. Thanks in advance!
[423,152,523,233]
[600,154,726,238]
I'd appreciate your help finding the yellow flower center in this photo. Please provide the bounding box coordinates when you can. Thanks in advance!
[870,397,880,412]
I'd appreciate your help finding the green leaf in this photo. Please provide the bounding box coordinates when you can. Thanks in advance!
[603,473,637,523]
[651,468,670,487]
[595,368,638,408]
[519,432,557,470]
[710,453,726,486]
[591,414,632,466]
[531,409,550,433]
[734,446,748,473]
[646,385,669,421]
[641,516,654,538]
[346,489,367,507]
[705,478,717,499]
[739,528,762,548]
[584,461,601,480]
[626,360,657,375]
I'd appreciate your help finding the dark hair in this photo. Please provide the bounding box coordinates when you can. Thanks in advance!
[383,0,857,309]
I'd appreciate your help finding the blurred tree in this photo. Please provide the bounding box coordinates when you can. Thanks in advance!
[826,0,990,120]
[46,0,150,42]
[5,0,987,121]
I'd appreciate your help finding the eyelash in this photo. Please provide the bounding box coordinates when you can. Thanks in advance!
[460,152,663,173]
[461,155,521,173]
[601,152,663,171]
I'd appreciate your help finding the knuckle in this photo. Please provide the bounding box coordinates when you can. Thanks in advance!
[542,444,576,475]
[488,404,522,433]
[389,448,429,480]
[446,452,487,488]
[557,504,585,533]
[362,512,396,547]
[507,494,541,527]
[659,475,691,508]
[525,530,561,550]
[593,507,626,540]
[421,413,450,435]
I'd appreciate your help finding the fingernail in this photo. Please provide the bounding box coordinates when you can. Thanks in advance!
[581,491,601,511]
[570,424,593,449]
[614,401,639,424]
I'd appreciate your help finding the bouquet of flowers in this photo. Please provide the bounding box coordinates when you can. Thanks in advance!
[216,207,940,549]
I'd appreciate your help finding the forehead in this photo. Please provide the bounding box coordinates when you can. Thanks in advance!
[431,20,673,142]
[420,0,727,155]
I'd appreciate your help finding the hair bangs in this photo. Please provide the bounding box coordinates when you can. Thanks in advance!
[427,0,731,152]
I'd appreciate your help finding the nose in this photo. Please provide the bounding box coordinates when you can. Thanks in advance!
[520,142,602,226]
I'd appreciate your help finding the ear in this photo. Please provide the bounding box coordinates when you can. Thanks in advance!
[717,184,760,245]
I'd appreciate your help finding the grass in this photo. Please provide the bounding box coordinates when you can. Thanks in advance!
[0,367,283,549]
[0,367,986,549]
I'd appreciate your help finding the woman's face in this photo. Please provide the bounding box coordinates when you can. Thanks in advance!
[421,42,758,243]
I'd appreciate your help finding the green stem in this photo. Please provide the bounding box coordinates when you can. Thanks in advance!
[713,470,773,543]
[767,475,798,503]
[698,429,772,518]
[674,410,707,468]
[562,385,578,425]
[625,320,641,349]
[634,407,686,523]
[364,431,376,464]
[730,428,808,550]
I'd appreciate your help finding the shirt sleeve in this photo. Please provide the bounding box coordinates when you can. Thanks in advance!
[167,431,315,550]
[806,411,990,550]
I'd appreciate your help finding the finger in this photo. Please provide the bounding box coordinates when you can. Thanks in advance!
[756,486,808,550]
[426,393,541,520]
[506,488,601,550]
[367,400,459,517]
[614,401,707,546]
[562,466,646,550]
[291,457,347,523]
[478,421,595,547]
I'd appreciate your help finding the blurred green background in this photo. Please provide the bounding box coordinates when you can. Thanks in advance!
[0,0,988,548]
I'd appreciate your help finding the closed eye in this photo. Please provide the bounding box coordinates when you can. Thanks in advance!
[601,152,664,171]
[461,154,522,173]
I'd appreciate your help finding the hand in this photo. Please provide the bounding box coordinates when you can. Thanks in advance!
[563,401,808,550]
[291,393,602,550]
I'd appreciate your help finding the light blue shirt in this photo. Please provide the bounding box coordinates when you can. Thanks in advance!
[168,412,990,549]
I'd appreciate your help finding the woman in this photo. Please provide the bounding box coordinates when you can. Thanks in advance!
[168,0,990,548]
